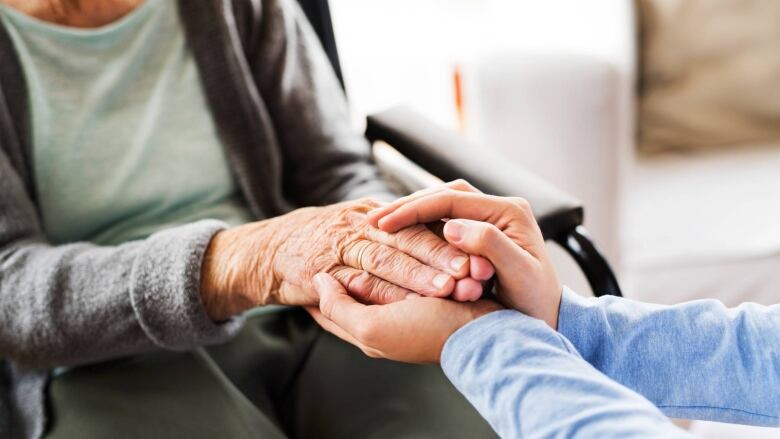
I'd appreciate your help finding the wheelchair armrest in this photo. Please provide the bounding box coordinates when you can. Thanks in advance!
[366,105,583,240]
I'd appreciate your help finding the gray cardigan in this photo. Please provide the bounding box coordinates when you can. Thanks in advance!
[0,0,394,437]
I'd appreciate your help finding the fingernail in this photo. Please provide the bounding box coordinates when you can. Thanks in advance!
[444,220,465,242]
[377,216,392,231]
[433,273,451,289]
[450,256,468,271]
[367,208,382,217]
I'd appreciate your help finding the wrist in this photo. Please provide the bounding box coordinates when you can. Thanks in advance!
[200,226,269,321]
[200,230,240,321]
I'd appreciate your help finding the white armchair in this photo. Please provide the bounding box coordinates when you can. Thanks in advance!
[462,1,780,307]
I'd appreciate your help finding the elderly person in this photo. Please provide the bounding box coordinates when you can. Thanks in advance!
[0,1,496,438]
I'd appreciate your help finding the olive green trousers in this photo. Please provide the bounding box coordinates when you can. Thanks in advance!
[46,308,496,438]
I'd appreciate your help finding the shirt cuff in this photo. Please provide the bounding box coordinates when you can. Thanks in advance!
[130,220,244,350]
[441,309,578,379]
[557,286,604,364]
[442,310,519,369]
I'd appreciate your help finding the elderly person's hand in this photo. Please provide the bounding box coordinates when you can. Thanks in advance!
[199,198,491,320]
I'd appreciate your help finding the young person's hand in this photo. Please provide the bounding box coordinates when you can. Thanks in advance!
[308,273,502,363]
[367,180,563,329]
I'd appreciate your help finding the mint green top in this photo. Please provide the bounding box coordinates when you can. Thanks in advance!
[0,0,252,246]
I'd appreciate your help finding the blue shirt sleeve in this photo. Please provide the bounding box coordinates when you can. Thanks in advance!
[558,287,780,426]
[441,310,691,438]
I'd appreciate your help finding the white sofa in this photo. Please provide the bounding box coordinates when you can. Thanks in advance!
[462,1,780,307]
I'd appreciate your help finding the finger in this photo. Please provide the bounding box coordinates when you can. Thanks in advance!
[367,179,481,227]
[329,266,411,304]
[377,190,528,233]
[424,221,493,281]
[451,277,483,302]
[314,273,372,331]
[445,178,481,193]
[313,273,387,354]
[443,219,531,272]
[342,240,455,297]
[308,308,384,358]
[366,187,439,227]
[363,224,470,278]
[307,307,363,347]
[470,256,495,281]
[276,280,317,306]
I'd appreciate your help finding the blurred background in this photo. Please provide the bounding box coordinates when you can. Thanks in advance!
[331,0,780,437]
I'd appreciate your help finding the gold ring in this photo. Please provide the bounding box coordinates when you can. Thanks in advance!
[354,242,369,272]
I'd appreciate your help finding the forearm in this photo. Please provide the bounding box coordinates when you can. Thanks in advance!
[0,220,243,368]
[559,288,780,426]
[441,311,690,438]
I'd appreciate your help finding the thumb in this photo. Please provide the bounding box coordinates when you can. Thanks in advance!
[443,219,529,274]
[313,272,347,315]
[313,273,368,332]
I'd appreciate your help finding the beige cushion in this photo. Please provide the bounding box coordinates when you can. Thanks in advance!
[636,0,780,153]
[623,141,780,306]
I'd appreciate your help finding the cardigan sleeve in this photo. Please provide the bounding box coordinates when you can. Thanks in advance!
[0,147,243,369]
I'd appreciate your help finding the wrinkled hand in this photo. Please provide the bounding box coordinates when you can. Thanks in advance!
[309,273,502,363]
[200,198,491,320]
[368,180,562,329]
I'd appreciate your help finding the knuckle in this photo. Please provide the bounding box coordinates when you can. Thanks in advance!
[339,239,358,262]
[400,225,429,248]
[356,197,381,210]
[354,320,378,344]
[405,263,430,285]
[366,277,391,302]
[348,270,373,292]
[382,247,406,267]
[510,197,532,215]
[426,240,457,267]
[328,265,348,280]
[448,179,477,192]
[477,223,502,246]
[429,234,455,255]
[474,224,491,244]
[341,240,368,268]
[304,255,333,281]
[362,244,384,269]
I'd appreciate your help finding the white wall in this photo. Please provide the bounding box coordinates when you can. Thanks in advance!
[331,0,635,292]
[331,0,634,126]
